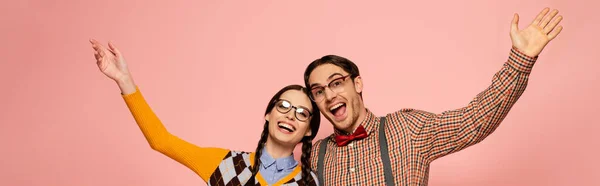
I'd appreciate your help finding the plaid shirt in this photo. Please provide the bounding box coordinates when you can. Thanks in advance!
[310,47,537,186]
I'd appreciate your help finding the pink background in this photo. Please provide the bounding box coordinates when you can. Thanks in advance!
[1,0,599,185]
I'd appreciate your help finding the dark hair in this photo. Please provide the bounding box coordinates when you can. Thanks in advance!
[303,55,362,98]
[246,84,321,185]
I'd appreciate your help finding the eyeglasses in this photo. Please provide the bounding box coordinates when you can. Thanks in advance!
[309,75,351,102]
[274,99,313,122]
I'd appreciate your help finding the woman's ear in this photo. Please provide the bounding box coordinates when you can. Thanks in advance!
[304,128,312,137]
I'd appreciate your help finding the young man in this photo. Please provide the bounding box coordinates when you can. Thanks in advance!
[305,8,563,185]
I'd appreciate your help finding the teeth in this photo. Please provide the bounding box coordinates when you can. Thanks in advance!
[329,103,344,111]
[278,123,295,132]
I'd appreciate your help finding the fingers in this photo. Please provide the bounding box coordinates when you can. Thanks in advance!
[91,39,101,61]
[90,39,105,53]
[548,25,563,40]
[93,52,103,65]
[99,48,106,58]
[544,15,563,34]
[95,49,106,63]
[531,7,550,25]
[90,39,100,51]
[94,51,100,60]
[108,41,122,57]
[89,38,117,61]
[89,38,97,45]
[539,9,559,28]
[511,13,519,34]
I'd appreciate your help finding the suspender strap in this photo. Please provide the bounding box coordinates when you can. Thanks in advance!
[379,116,395,185]
[317,137,328,185]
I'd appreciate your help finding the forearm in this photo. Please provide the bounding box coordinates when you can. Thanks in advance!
[121,88,229,181]
[416,47,537,161]
[122,87,174,150]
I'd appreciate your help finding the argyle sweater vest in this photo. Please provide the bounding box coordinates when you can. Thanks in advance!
[208,151,317,186]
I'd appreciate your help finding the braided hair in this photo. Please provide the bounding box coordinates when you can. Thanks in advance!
[245,85,321,185]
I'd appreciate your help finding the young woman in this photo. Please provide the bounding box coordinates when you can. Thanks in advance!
[90,39,321,186]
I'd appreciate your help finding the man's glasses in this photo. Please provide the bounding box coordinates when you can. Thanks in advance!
[309,75,351,102]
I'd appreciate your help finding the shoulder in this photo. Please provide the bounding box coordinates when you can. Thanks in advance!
[381,108,437,130]
[309,136,332,165]
[392,108,434,115]
[215,149,254,164]
[313,137,330,146]
[312,136,333,150]
[388,108,436,121]
[314,135,334,148]
[227,149,252,156]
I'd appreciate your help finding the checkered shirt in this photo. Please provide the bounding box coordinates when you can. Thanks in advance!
[310,47,537,186]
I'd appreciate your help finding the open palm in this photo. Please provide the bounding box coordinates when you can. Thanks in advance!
[510,8,563,57]
[90,39,131,82]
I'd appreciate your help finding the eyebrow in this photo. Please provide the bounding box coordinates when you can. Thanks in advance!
[328,73,344,80]
[309,73,344,88]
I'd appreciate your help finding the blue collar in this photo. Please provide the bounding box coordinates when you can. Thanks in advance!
[259,148,298,171]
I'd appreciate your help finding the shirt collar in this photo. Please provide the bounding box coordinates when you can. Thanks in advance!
[259,148,298,171]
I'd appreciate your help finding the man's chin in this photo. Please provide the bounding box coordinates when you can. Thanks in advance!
[326,116,350,130]
[333,122,353,132]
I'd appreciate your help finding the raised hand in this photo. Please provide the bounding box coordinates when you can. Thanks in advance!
[510,7,563,57]
[90,39,136,94]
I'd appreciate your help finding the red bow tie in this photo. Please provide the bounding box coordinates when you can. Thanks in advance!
[335,125,368,147]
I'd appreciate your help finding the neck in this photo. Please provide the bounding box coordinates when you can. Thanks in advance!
[347,106,368,134]
[264,137,295,159]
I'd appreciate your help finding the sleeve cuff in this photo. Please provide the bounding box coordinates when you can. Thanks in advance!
[121,86,141,100]
[507,46,538,74]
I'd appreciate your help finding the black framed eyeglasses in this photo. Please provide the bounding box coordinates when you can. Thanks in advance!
[274,99,313,122]
[309,75,351,102]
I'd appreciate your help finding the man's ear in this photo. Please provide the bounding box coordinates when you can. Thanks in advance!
[353,76,363,94]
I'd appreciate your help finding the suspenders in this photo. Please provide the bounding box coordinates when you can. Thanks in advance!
[317,117,395,185]
[379,117,395,186]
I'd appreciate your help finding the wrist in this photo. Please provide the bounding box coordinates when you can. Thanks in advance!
[115,76,133,86]
[507,46,538,74]
[115,75,137,95]
[512,45,539,58]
